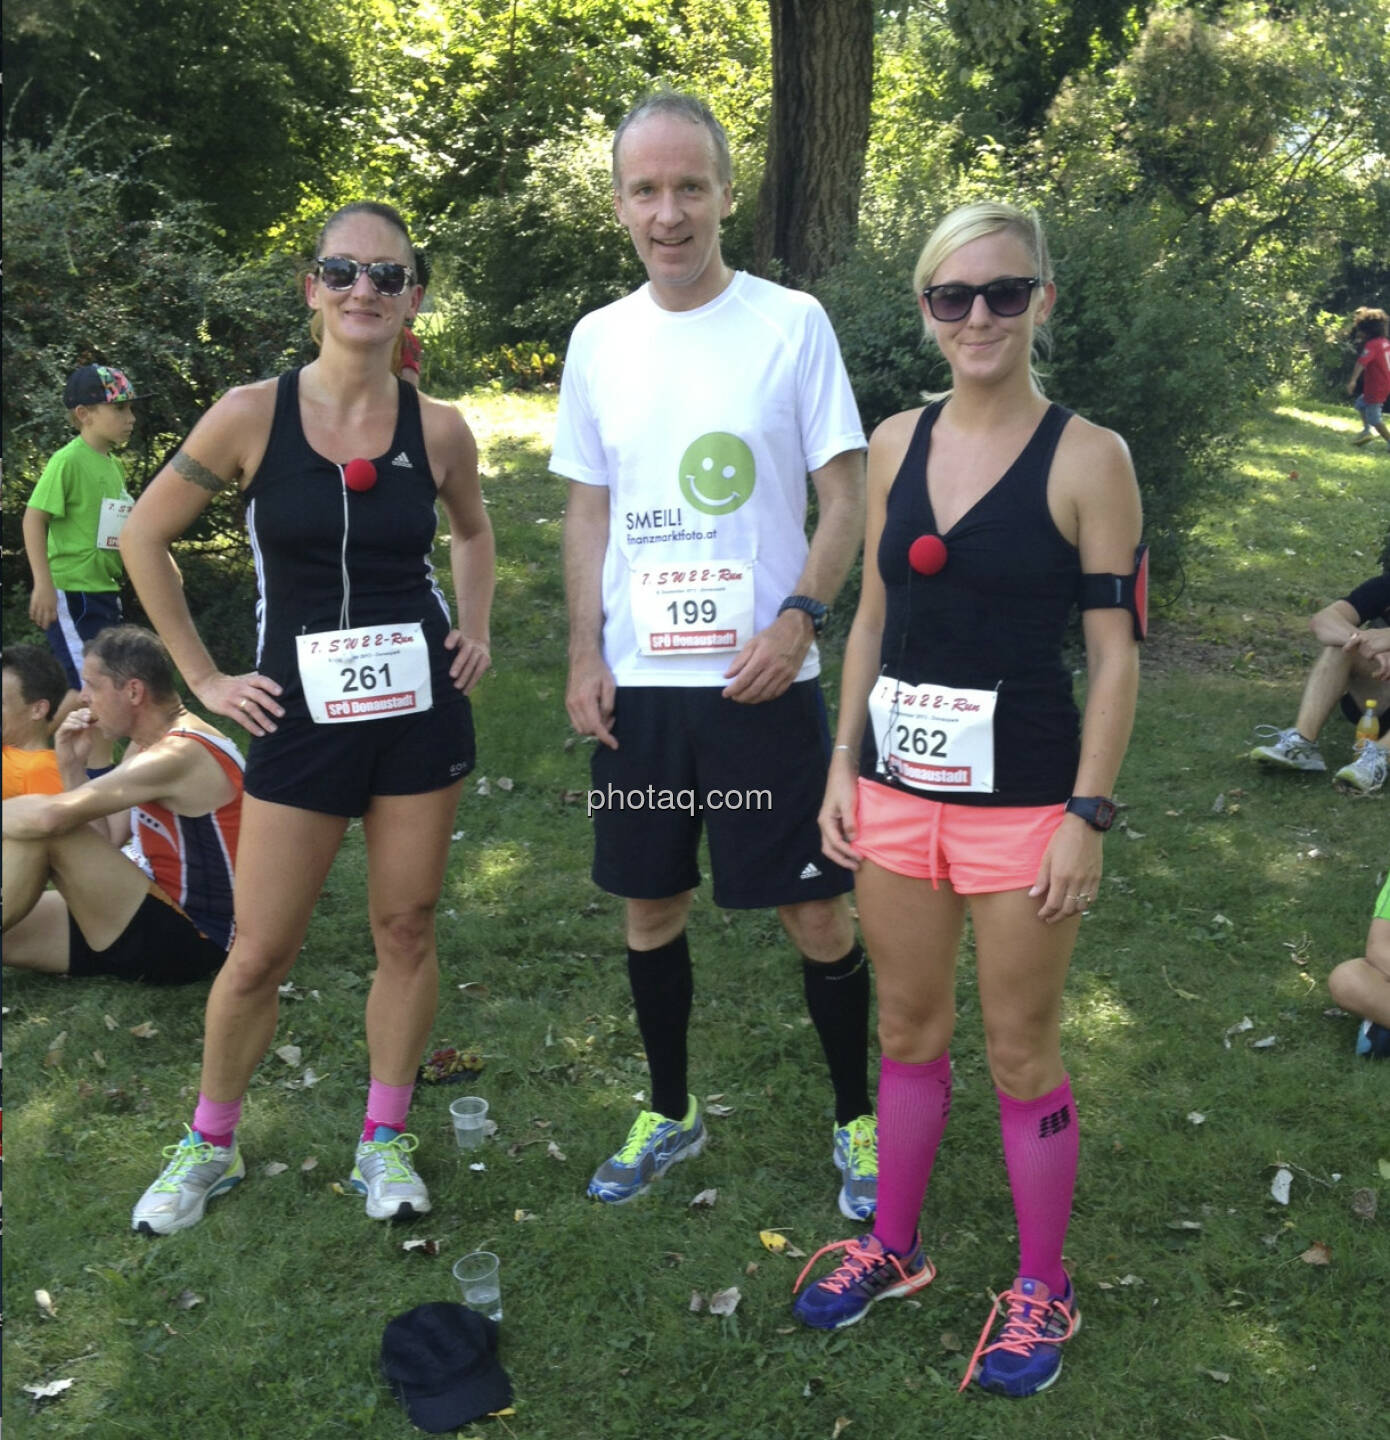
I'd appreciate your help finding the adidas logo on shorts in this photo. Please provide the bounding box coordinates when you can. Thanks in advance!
[800,862,822,880]
[391,451,412,468]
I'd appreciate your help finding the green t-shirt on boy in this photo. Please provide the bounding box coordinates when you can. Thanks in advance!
[27,434,131,592]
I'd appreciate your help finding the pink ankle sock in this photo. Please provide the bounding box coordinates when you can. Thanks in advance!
[363,1078,415,1140]
[997,1077,1078,1296]
[872,1053,952,1256]
[192,1094,243,1149]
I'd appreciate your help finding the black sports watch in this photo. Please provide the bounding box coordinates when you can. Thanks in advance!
[778,595,828,635]
[1065,795,1117,832]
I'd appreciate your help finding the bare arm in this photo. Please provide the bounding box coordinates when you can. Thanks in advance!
[23,507,58,629]
[119,385,284,734]
[818,421,905,868]
[1309,599,1363,648]
[426,398,495,695]
[722,446,867,703]
[563,480,617,748]
[1348,361,1364,395]
[1032,422,1143,922]
[3,741,198,842]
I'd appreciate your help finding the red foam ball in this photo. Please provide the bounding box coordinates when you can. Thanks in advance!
[343,458,378,493]
[908,534,948,576]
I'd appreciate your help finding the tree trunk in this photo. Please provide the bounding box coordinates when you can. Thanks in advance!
[754,0,874,286]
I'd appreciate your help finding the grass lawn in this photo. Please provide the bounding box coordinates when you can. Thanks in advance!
[3,394,1386,1438]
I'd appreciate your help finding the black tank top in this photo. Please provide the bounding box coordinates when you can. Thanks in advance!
[242,370,456,719]
[864,400,1081,806]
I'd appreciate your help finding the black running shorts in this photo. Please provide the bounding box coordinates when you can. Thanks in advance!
[244,697,475,817]
[589,681,853,909]
[67,887,226,984]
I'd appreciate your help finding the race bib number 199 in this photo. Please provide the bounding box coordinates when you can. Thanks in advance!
[296,623,432,724]
[868,674,998,793]
[630,559,754,656]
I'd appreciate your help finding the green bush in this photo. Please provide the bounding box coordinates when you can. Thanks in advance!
[3,120,313,658]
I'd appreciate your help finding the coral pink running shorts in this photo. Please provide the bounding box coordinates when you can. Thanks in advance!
[853,778,1066,893]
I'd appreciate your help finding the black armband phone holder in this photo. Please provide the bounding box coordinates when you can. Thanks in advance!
[1079,543,1149,640]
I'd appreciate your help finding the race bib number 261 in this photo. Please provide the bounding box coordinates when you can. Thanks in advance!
[295,623,432,724]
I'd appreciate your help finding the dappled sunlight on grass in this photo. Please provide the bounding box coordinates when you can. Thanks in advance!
[1274,402,1358,432]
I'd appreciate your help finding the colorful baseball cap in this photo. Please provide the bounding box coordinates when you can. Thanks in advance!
[63,364,142,407]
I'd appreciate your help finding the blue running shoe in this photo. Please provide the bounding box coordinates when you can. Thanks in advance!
[832,1115,878,1222]
[792,1231,935,1330]
[587,1095,705,1204]
[963,1274,1079,1397]
[1356,1019,1390,1058]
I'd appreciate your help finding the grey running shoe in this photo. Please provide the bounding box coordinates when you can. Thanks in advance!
[587,1096,706,1203]
[133,1127,245,1235]
[1250,725,1325,772]
[1333,745,1388,795]
[351,1128,431,1220]
[832,1115,878,1222]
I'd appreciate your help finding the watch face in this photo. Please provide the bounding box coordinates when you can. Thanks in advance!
[1094,798,1116,830]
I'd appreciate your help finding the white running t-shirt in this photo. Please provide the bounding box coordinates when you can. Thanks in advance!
[551,271,865,687]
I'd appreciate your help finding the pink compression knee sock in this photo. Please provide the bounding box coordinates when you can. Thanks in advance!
[191,1094,243,1149]
[997,1077,1078,1296]
[872,1053,953,1256]
[363,1078,415,1140]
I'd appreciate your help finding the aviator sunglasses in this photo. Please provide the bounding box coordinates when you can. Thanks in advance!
[920,275,1041,323]
[313,255,415,297]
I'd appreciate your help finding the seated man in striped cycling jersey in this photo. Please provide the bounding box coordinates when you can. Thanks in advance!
[3,625,242,984]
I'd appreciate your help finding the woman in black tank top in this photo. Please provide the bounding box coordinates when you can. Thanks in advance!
[120,202,495,1235]
[791,203,1142,1397]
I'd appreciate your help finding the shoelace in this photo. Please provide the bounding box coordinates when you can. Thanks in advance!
[793,1237,900,1297]
[847,1122,878,1177]
[154,1129,218,1192]
[958,1285,1076,1393]
[362,1132,419,1180]
[616,1111,666,1164]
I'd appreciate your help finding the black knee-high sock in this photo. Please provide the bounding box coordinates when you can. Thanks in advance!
[802,943,872,1126]
[628,932,694,1121]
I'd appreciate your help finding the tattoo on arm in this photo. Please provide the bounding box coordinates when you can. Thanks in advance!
[171,449,230,493]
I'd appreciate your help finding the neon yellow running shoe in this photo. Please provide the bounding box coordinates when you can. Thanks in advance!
[587,1096,705,1204]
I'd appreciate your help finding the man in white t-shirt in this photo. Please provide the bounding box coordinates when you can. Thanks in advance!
[552,91,874,1217]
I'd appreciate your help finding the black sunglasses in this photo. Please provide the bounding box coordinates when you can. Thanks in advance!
[314,256,415,297]
[920,276,1041,322]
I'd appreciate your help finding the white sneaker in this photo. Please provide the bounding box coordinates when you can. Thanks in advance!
[1333,745,1387,795]
[350,1128,431,1220]
[1250,725,1325,772]
[133,1128,245,1235]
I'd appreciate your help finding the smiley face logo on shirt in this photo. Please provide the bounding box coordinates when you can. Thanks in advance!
[678,432,756,517]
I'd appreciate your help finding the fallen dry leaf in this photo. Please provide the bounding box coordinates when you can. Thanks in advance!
[1350,1188,1378,1221]
[129,1021,157,1039]
[689,1188,718,1208]
[1222,1016,1254,1049]
[939,1331,961,1352]
[1201,1369,1231,1384]
[706,1103,735,1117]
[402,1238,440,1256]
[708,1286,741,1316]
[1270,1167,1293,1205]
[173,1289,203,1310]
[301,1157,318,1172]
[759,1230,789,1254]
[546,1140,567,1162]
[689,1291,704,1313]
[274,1044,301,1066]
[1379,1158,1390,1182]
[514,1209,537,1222]
[91,1049,106,1069]
[1298,1241,1332,1266]
[35,1289,57,1319]
[22,1378,74,1401]
[103,1014,118,1031]
[263,1162,289,1177]
[475,776,491,797]
[1187,1112,1206,1125]
[745,1261,760,1276]
[44,1031,68,1066]
[496,777,514,792]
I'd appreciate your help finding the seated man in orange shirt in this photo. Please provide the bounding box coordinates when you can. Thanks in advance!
[3,626,243,984]
[2,645,66,799]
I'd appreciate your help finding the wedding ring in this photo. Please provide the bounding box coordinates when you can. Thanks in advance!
[239,698,249,711]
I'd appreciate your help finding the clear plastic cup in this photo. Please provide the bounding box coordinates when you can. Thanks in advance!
[449,1095,489,1150]
[453,1251,501,1321]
